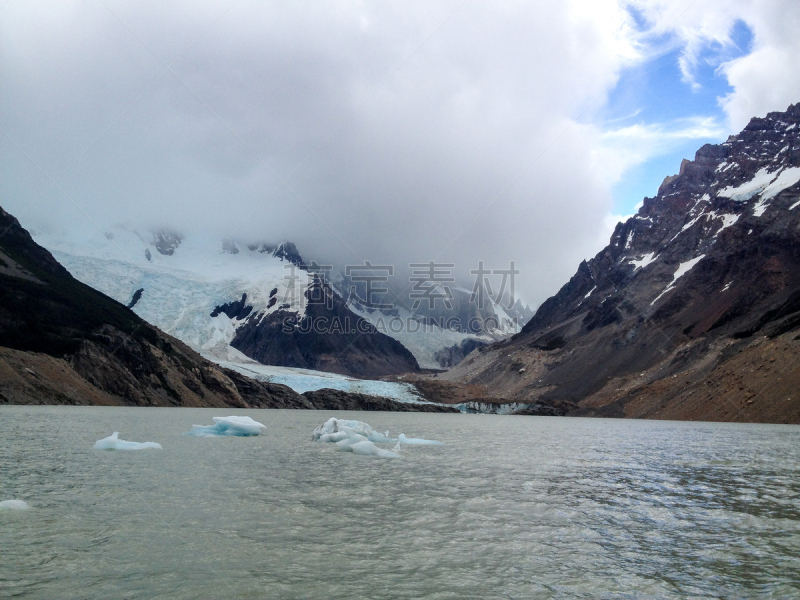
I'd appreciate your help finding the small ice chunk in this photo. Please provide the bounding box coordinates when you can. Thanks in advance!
[93,432,162,450]
[349,440,400,458]
[0,499,30,510]
[184,416,266,437]
[398,433,443,445]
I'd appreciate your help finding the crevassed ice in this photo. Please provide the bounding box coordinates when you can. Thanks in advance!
[39,229,312,361]
[185,416,266,437]
[219,360,425,404]
[93,432,162,450]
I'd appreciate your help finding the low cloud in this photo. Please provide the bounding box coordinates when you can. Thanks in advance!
[1,0,798,307]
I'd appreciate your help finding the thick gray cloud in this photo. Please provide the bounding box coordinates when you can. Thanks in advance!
[2,0,799,305]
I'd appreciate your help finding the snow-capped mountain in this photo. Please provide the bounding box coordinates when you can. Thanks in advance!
[444,102,800,423]
[333,272,532,368]
[35,228,420,377]
[0,206,311,408]
[35,224,530,371]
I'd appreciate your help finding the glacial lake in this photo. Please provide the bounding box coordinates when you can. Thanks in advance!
[1,406,799,599]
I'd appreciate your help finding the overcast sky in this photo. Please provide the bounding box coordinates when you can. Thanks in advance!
[2,0,800,305]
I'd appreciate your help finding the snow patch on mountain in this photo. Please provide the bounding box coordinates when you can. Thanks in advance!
[714,213,740,235]
[651,255,705,306]
[629,252,657,271]
[718,167,778,201]
[761,167,800,200]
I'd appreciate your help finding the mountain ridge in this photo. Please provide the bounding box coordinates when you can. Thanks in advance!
[0,206,451,411]
[442,102,800,423]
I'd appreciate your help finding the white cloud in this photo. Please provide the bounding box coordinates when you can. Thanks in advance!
[594,116,726,186]
[0,0,797,308]
[629,0,800,128]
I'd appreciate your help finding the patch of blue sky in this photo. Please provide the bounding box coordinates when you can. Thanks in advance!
[598,18,754,213]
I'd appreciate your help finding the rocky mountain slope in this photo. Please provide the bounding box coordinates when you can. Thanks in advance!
[230,279,420,376]
[0,206,445,410]
[444,103,800,423]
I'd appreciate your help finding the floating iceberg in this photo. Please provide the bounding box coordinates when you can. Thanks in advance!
[0,499,30,511]
[93,432,162,450]
[397,433,443,445]
[311,418,396,443]
[350,440,400,458]
[312,418,441,458]
[184,416,266,437]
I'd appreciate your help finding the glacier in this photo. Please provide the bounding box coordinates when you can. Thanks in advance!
[219,360,425,403]
[93,432,162,450]
[184,416,266,437]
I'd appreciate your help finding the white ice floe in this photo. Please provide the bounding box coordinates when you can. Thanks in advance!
[333,434,400,458]
[397,433,443,445]
[0,499,30,510]
[312,417,442,458]
[311,418,393,443]
[349,440,400,458]
[93,432,162,450]
[184,416,266,437]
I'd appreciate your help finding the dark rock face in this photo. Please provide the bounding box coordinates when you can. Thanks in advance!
[231,281,420,377]
[127,288,144,309]
[222,240,240,254]
[153,230,183,256]
[446,103,800,423]
[434,338,488,368]
[210,293,253,320]
[246,241,304,266]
